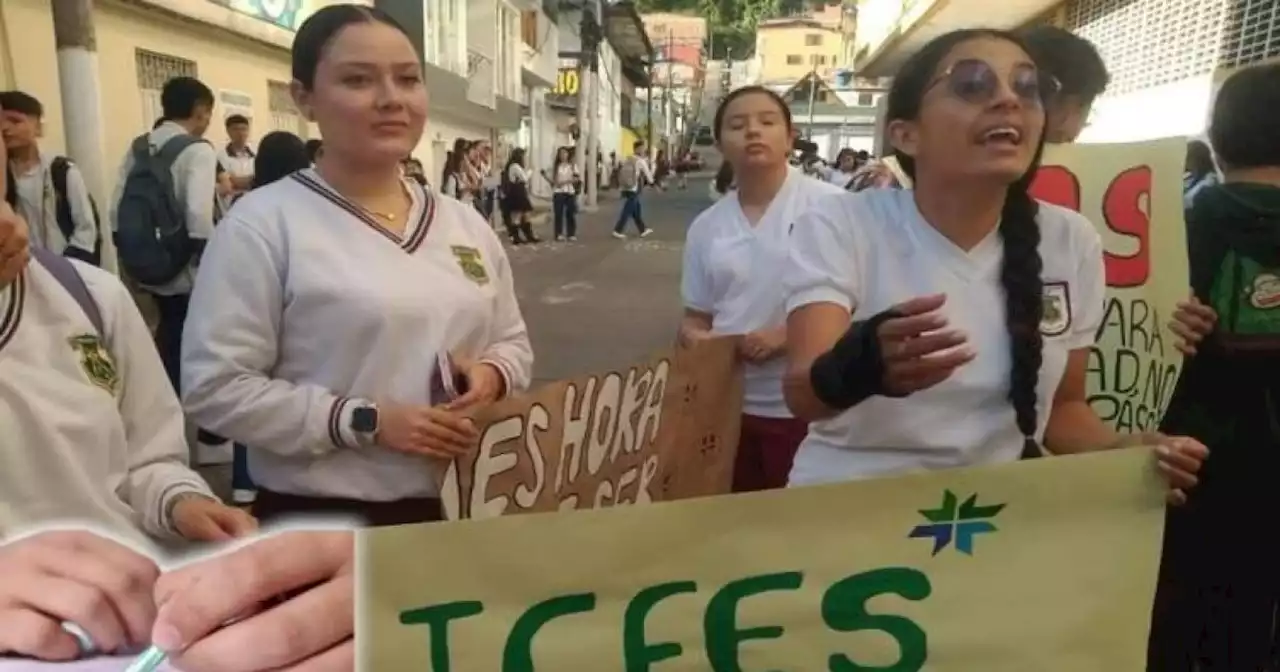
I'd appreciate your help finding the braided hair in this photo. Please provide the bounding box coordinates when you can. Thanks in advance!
[884,29,1049,456]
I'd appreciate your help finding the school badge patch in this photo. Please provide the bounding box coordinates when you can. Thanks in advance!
[1040,282,1072,337]
[451,246,490,285]
[68,334,119,395]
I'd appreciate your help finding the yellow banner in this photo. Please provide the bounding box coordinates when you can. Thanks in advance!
[361,448,1165,670]
[1032,139,1190,433]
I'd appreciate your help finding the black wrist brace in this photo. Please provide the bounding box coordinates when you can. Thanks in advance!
[808,309,905,411]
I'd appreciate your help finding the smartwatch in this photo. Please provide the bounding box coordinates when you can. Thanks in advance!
[351,404,379,437]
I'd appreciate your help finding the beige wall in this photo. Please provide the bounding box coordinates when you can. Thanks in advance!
[756,23,842,83]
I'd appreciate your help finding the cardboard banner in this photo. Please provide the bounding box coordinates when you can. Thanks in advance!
[1031,139,1190,433]
[439,339,744,519]
[361,448,1166,670]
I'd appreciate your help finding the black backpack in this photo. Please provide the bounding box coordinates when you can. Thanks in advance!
[50,156,103,266]
[113,133,202,286]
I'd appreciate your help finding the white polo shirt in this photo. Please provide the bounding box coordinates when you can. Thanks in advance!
[683,168,844,418]
[784,189,1105,484]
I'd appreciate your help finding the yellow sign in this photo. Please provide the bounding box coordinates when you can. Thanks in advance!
[554,68,580,96]
[1031,138,1189,433]
[361,448,1165,670]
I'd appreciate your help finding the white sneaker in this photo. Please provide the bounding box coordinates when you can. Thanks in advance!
[640,229,654,238]
[612,232,626,239]
[195,439,233,466]
[569,236,577,241]
[555,235,565,241]
[232,489,257,505]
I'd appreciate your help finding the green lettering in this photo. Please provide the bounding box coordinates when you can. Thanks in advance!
[398,600,485,671]
[503,593,597,671]
[822,567,931,672]
[704,572,803,670]
[623,581,698,670]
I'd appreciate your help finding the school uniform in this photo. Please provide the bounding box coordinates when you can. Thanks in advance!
[783,188,1106,485]
[216,143,255,215]
[180,168,533,526]
[0,256,214,546]
[11,152,98,260]
[683,168,844,490]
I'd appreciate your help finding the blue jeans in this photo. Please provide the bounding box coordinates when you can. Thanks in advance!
[232,444,255,490]
[553,193,577,238]
[614,191,647,233]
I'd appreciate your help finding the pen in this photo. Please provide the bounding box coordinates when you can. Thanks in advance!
[124,645,169,672]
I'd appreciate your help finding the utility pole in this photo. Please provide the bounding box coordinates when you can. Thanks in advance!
[51,0,112,271]
[585,26,601,208]
[664,30,675,153]
[574,5,594,205]
[806,65,818,138]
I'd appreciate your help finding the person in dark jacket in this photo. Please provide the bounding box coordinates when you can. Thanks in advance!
[1148,62,1280,672]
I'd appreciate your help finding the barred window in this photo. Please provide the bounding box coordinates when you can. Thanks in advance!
[267,80,307,138]
[1219,0,1280,68]
[135,49,198,130]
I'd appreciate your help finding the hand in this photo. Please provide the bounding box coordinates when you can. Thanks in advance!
[740,326,785,362]
[0,529,159,659]
[1143,434,1208,506]
[678,325,713,348]
[172,495,259,542]
[0,203,30,289]
[877,294,975,395]
[377,402,479,459]
[152,530,354,672]
[445,361,505,411]
[1169,295,1217,356]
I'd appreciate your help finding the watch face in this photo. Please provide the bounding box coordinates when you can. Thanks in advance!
[352,407,378,433]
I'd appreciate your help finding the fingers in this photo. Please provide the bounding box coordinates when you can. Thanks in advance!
[278,638,354,672]
[443,389,481,411]
[0,609,81,661]
[415,411,477,455]
[169,574,354,672]
[878,311,947,341]
[1168,319,1198,355]
[890,293,947,317]
[885,330,968,361]
[886,347,975,392]
[1155,439,1208,496]
[152,531,353,654]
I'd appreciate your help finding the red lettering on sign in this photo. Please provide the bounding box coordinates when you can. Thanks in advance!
[1028,166,1080,211]
[1029,164,1152,289]
[1100,166,1151,288]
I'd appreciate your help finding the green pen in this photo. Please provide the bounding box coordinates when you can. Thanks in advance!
[123,645,169,672]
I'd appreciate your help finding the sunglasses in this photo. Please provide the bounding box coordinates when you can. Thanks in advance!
[925,59,1060,107]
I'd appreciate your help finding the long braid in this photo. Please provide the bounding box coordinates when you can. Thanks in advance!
[998,186,1045,455]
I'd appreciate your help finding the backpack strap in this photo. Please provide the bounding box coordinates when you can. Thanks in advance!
[49,157,75,241]
[31,246,104,337]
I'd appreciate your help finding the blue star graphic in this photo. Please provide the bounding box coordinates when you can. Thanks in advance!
[908,490,1005,556]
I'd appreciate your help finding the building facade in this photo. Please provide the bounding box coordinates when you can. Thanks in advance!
[853,0,1280,143]
[755,17,845,84]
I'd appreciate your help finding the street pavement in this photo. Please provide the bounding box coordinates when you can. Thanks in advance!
[199,176,717,500]
[510,177,714,386]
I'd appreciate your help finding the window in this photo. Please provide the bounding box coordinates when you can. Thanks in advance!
[805,33,823,46]
[425,0,466,74]
[1219,0,1280,68]
[268,80,307,138]
[521,10,538,48]
[856,92,874,106]
[786,54,803,65]
[811,54,827,65]
[135,49,197,129]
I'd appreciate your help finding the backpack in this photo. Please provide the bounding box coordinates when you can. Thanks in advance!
[617,157,639,191]
[1207,247,1280,353]
[50,157,103,266]
[114,133,202,286]
[31,245,104,337]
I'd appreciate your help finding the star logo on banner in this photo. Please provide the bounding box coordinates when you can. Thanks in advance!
[908,490,1006,556]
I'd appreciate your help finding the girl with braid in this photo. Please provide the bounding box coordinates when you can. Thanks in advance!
[780,29,1206,499]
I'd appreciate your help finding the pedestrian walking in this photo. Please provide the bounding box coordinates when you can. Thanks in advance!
[500,147,538,245]
[179,4,534,528]
[781,29,1205,497]
[612,141,655,239]
[681,86,844,492]
[550,147,578,241]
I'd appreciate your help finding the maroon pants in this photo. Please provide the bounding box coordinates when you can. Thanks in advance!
[732,414,809,492]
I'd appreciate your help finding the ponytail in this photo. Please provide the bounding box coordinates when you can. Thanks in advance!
[997,184,1045,456]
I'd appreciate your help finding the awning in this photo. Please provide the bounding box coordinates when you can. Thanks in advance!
[603,2,655,69]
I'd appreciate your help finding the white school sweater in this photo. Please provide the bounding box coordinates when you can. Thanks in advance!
[0,261,213,546]
[181,169,534,500]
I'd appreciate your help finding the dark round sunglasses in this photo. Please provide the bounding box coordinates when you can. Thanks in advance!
[926,59,1061,106]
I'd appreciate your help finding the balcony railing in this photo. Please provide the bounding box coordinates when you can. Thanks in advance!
[467,49,496,109]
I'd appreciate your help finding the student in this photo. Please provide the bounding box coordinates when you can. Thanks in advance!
[0,527,350,668]
[252,131,311,190]
[180,5,534,528]
[1147,63,1280,672]
[780,30,1205,496]
[550,146,579,241]
[216,114,255,212]
[0,91,101,265]
[0,201,252,547]
[1182,138,1219,210]
[825,148,859,188]
[305,138,324,164]
[681,86,844,492]
[613,141,655,239]
[500,147,538,245]
[1017,25,1110,143]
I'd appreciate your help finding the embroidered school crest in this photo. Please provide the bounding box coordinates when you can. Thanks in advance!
[68,334,119,394]
[1040,282,1072,337]
[451,246,490,285]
